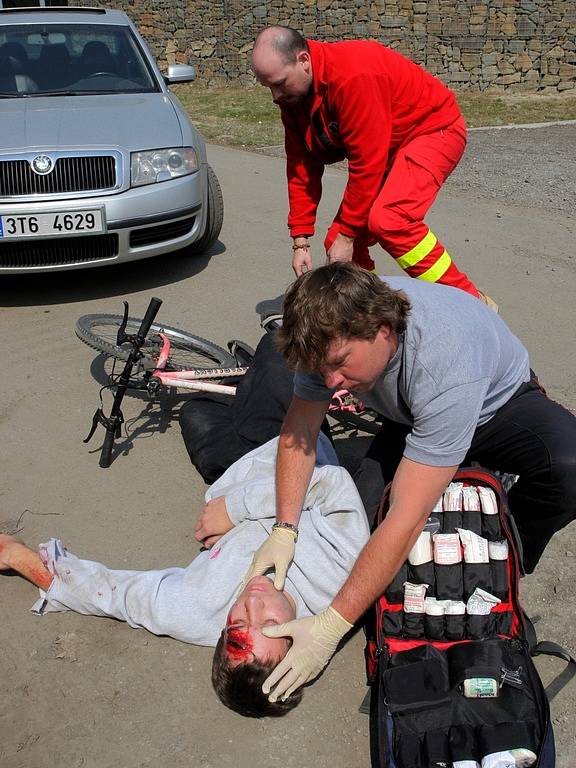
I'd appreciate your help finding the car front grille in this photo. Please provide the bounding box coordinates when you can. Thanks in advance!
[129,216,196,247]
[0,234,119,269]
[0,156,117,196]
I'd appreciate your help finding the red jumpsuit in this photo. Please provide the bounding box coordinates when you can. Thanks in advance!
[281,39,478,295]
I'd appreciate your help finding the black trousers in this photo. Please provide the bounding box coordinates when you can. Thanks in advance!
[353,378,576,574]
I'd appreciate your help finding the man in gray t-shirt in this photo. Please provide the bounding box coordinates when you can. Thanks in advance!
[243,263,576,704]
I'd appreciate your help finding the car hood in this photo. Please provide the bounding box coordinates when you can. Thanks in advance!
[1,93,184,153]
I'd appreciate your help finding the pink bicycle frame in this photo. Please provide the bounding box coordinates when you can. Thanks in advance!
[150,333,246,395]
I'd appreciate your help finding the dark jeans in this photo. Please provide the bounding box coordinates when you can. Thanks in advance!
[353,378,576,574]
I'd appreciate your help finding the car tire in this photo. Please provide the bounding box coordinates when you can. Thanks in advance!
[188,164,223,255]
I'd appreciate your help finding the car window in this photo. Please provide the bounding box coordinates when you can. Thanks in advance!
[0,22,160,95]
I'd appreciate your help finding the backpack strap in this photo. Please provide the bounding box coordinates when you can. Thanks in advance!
[531,641,576,702]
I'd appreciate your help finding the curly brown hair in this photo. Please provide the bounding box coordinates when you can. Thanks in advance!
[211,632,303,717]
[277,263,411,372]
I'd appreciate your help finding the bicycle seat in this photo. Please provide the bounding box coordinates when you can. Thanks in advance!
[255,295,284,320]
[256,295,284,332]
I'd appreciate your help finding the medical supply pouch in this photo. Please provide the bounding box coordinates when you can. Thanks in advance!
[364,467,575,768]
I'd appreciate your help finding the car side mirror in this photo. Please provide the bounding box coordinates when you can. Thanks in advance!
[164,63,196,84]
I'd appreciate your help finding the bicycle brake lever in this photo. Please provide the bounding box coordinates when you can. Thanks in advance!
[83,408,124,443]
[117,300,130,346]
[84,408,103,443]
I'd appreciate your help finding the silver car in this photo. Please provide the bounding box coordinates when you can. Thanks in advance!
[0,6,223,273]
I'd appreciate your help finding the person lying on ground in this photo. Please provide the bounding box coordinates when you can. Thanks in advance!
[0,434,369,718]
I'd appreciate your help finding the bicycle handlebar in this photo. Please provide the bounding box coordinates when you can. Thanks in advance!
[99,425,116,468]
[86,296,163,468]
[137,297,162,343]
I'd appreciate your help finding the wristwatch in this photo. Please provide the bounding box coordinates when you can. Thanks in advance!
[273,521,299,541]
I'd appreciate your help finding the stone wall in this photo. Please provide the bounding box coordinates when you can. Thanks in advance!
[102,0,576,92]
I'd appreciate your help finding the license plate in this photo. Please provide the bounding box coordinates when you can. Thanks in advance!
[0,209,105,240]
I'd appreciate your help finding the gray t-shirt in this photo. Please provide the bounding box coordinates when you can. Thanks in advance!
[295,278,530,467]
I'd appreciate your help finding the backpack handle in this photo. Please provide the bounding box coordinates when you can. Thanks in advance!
[531,640,576,702]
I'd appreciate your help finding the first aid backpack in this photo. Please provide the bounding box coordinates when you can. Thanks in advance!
[364,467,574,768]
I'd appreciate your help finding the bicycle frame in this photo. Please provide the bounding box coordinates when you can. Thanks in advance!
[151,333,246,395]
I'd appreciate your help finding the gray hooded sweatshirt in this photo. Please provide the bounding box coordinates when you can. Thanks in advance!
[32,437,370,646]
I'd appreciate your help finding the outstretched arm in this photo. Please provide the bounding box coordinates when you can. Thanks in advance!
[239,396,329,591]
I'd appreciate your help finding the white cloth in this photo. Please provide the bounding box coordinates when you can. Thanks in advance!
[32,437,370,647]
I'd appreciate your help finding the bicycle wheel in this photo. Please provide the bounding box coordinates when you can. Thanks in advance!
[75,314,236,372]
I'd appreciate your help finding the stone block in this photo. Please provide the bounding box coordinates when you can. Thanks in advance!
[515,52,533,71]
[559,63,576,77]
[459,38,484,50]
[497,60,516,74]
[524,69,540,81]
[545,45,565,58]
[461,53,481,68]
[445,71,471,82]
[558,80,576,91]
[541,74,561,85]
[507,39,525,53]
[501,21,517,35]
[517,16,536,35]
[482,65,500,78]
[495,72,521,84]
[482,52,498,65]
[380,17,408,27]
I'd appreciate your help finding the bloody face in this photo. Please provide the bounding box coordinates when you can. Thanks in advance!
[224,576,296,667]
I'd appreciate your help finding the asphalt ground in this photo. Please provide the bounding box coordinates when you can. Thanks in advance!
[0,122,574,768]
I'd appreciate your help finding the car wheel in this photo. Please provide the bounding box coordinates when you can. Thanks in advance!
[187,164,224,255]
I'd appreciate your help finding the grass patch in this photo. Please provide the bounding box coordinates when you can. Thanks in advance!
[457,92,576,127]
[173,84,284,147]
[172,83,576,148]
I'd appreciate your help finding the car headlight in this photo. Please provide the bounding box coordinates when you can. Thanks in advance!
[130,147,199,187]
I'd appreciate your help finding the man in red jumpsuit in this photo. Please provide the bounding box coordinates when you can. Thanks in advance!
[252,26,485,299]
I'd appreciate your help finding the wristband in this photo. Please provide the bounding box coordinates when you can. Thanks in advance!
[292,242,310,251]
[272,521,299,541]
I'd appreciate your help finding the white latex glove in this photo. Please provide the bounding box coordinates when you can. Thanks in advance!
[261,607,353,701]
[240,526,296,592]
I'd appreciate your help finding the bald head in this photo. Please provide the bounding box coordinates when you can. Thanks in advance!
[252,26,313,106]
[253,26,306,65]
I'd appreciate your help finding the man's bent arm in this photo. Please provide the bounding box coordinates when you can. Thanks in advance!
[332,458,458,623]
[275,396,330,527]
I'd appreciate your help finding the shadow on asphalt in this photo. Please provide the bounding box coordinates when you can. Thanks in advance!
[0,240,225,307]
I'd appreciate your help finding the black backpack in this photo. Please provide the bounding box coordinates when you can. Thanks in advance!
[364,467,575,768]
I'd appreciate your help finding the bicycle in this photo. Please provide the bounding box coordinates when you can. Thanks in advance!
[76,296,381,468]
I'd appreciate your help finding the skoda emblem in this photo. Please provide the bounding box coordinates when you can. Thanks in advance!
[31,155,54,175]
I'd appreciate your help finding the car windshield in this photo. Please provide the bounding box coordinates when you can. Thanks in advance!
[0,23,160,96]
